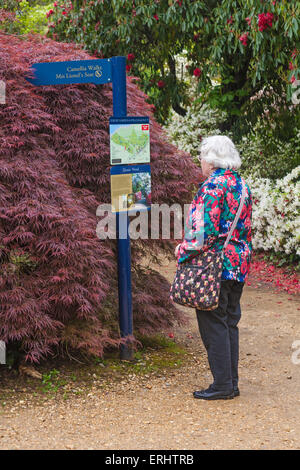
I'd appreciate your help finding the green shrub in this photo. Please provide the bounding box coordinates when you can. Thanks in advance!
[0,0,51,34]
[166,99,300,180]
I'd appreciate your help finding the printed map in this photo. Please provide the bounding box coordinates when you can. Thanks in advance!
[110,123,150,165]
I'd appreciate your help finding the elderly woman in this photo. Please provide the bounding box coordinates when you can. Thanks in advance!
[175,135,252,400]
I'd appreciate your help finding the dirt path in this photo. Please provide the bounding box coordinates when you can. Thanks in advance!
[0,260,300,450]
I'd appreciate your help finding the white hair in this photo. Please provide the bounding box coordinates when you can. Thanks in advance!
[199,135,241,170]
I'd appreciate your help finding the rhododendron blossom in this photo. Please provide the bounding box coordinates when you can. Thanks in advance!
[193,68,202,77]
[239,32,249,46]
[46,9,54,17]
[258,12,274,32]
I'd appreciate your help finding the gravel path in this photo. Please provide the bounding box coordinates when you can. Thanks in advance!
[0,260,299,450]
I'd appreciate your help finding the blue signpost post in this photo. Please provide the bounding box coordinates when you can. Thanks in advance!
[111,57,134,360]
[28,56,135,360]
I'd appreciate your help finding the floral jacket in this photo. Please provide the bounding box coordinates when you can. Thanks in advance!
[177,168,253,282]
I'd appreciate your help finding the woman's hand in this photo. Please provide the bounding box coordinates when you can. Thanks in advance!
[174,243,181,258]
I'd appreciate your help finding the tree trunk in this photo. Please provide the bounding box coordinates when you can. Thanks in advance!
[168,54,187,117]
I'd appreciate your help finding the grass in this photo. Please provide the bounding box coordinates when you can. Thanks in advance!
[0,334,188,407]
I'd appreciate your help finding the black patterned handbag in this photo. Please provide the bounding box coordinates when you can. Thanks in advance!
[170,182,246,310]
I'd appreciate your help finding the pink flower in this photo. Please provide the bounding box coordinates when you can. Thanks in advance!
[53,1,58,6]
[258,12,273,32]
[239,32,249,46]
[290,75,296,84]
[227,16,233,25]
[289,62,294,70]
[291,48,297,59]
[245,17,251,26]
[153,14,159,21]
[46,9,54,17]
[127,53,135,61]
[126,64,132,73]
[193,67,202,77]
[157,80,165,88]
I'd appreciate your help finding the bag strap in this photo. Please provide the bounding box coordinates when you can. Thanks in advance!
[223,180,246,250]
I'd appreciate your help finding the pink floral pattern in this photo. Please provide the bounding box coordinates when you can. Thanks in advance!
[177,168,252,282]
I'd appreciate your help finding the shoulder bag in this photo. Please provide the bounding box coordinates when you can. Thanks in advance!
[170,181,246,310]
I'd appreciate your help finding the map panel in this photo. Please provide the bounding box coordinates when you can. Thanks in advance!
[109,117,150,165]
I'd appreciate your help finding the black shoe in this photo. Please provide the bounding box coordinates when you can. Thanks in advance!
[193,388,234,400]
[233,387,240,397]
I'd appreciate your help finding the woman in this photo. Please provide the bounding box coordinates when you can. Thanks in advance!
[175,135,252,400]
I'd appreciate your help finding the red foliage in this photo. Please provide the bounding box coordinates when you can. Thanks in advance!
[0,33,201,362]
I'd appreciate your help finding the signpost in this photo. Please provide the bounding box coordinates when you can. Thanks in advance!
[27,56,147,360]
[27,58,112,86]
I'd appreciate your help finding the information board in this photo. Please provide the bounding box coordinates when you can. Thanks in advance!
[110,164,151,213]
[109,117,150,165]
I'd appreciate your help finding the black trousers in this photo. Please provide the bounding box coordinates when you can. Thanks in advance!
[196,280,244,392]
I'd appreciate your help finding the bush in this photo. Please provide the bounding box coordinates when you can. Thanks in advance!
[165,101,300,259]
[0,32,200,362]
[164,101,226,159]
[0,0,51,34]
[46,0,300,131]
[246,167,300,259]
[166,98,300,180]
[15,0,52,34]
[238,123,300,180]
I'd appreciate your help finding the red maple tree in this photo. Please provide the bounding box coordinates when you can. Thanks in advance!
[0,33,201,362]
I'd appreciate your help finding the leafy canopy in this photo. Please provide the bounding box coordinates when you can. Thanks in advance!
[47,0,300,134]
